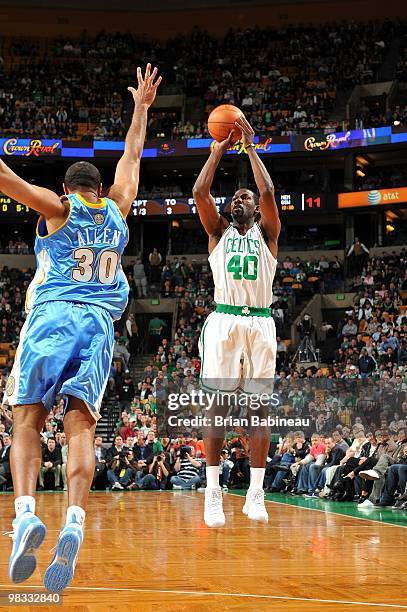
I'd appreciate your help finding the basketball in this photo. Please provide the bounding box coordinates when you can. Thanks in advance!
[207,104,243,143]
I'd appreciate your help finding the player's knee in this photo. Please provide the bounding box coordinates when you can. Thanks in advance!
[12,403,47,433]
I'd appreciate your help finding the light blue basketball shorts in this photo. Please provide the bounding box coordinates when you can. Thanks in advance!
[4,301,114,421]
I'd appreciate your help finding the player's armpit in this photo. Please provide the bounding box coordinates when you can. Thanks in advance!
[0,161,65,218]
[259,188,281,250]
[192,189,228,237]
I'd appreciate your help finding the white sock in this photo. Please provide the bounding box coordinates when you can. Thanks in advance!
[206,466,220,489]
[249,468,265,491]
[66,505,85,527]
[15,495,36,517]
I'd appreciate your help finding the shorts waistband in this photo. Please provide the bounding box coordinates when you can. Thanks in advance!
[215,303,272,317]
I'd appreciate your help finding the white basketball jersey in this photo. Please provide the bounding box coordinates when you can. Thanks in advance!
[208,223,277,308]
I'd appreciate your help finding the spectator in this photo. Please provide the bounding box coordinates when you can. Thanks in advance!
[113,332,130,369]
[58,431,69,491]
[358,348,377,378]
[134,430,154,463]
[305,436,346,497]
[347,238,370,275]
[133,258,148,297]
[0,432,11,487]
[147,451,170,489]
[126,313,139,356]
[375,443,407,507]
[219,448,234,488]
[171,445,202,490]
[93,435,107,490]
[294,434,327,495]
[148,316,167,352]
[106,434,127,465]
[39,438,62,490]
[148,248,162,283]
[341,318,358,337]
[107,449,136,491]
[118,372,135,413]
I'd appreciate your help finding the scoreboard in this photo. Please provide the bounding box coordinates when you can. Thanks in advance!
[0,196,35,218]
[277,193,324,213]
[131,193,326,216]
[0,192,326,219]
[131,196,228,216]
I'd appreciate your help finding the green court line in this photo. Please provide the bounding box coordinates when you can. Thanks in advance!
[228,490,407,528]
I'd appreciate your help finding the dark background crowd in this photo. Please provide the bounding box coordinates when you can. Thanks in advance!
[0,19,406,140]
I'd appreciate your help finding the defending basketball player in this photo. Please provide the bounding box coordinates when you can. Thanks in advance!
[0,64,161,591]
[193,114,280,527]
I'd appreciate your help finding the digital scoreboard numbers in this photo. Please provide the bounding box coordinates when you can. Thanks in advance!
[130,194,325,216]
[277,193,324,213]
[0,195,33,217]
[131,196,228,216]
[131,199,165,216]
[280,194,296,212]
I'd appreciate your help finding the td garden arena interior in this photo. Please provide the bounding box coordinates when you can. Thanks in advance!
[0,0,407,610]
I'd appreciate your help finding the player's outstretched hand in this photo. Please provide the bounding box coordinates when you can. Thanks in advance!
[128,63,162,108]
[235,115,255,148]
[214,131,235,154]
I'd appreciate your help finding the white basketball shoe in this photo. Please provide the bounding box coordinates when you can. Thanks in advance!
[204,487,225,528]
[242,488,269,523]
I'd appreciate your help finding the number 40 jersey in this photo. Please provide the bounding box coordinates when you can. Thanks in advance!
[208,222,277,308]
[26,193,129,321]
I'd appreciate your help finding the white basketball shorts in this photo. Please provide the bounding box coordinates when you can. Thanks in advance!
[198,311,277,393]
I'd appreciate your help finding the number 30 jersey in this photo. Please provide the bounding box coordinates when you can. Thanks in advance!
[208,222,277,308]
[26,193,129,321]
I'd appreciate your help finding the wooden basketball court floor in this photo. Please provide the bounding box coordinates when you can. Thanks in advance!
[0,490,406,612]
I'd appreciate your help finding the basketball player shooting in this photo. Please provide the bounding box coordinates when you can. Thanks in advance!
[0,64,161,592]
[193,114,280,527]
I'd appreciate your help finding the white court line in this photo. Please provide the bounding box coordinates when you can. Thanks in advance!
[227,493,407,530]
[94,489,407,529]
[0,584,406,609]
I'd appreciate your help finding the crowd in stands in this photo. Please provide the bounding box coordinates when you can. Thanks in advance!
[356,164,407,191]
[0,238,32,255]
[395,33,407,83]
[0,20,404,140]
[0,246,406,513]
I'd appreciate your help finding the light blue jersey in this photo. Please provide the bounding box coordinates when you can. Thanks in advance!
[3,193,130,419]
[26,193,129,321]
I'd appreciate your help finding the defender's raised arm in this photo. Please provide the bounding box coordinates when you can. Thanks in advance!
[235,115,281,258]
[109,64,162,217]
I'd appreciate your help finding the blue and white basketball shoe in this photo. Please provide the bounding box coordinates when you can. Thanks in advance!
[8,512,46,583]
[43,517,83,593]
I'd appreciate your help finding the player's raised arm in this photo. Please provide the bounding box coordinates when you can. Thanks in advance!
[192,135,233,238]
[108,64,162,217]
[235,115,281,258]
[0,160,65,218]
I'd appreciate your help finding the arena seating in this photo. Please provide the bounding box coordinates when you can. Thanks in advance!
[0,243,406,506]
[0,20,404,140]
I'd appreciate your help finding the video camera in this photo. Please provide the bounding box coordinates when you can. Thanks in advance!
[297,314,315,337]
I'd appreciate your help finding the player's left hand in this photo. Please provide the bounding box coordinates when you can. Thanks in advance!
[128,63,162,108]
[235,115,255,148]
